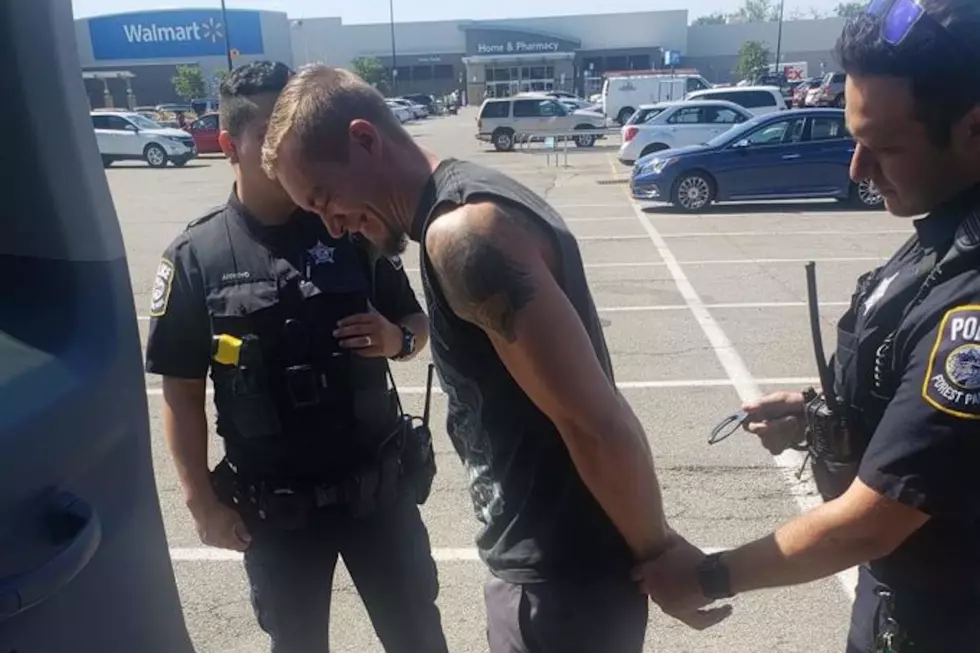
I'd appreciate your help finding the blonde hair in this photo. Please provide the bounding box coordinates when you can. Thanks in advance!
[261,64,403,178]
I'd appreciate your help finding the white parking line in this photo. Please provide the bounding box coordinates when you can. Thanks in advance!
[658,229,910,238]
[144,378,819,397]
[613,156,858,601]
[597,301,849,313]
[564,217,636,223]
[170,546,723,562]
[400,256,883,272]
[136,302,848,322]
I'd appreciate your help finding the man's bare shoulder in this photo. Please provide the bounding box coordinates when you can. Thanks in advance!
[423,201,540,342]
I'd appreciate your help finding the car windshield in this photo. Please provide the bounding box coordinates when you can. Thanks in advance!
[129,114,163,129]
[704,113,771,147]
[629,107,666,125]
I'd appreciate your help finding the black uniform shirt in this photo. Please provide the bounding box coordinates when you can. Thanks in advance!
[840,189,980,596]
[144,190,422,471]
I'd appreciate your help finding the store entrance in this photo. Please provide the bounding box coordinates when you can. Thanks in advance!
[485,64,556,97]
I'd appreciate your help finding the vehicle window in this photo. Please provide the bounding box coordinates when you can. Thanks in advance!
[703,107,744,124]
[512,100,540,118]
[629,107,665,125]
[808,116,849,141]
[544,101,564,116]
[742,117,806,146]
[686,77,709,93]
[740,91,778,108]
[831,73,846,83]
[667,107,702,124]
[91,115,111,129]
[480,101,510,119]
[104,115,135,131]
[194,115,219,131]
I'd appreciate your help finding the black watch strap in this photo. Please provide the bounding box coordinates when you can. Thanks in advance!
[697,552,734,600]
[392,324,415,360]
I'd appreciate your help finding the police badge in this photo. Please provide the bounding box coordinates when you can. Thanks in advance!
[922,305,980,420]
[149,259,175,317]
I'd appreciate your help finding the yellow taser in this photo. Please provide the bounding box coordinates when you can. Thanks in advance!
[212,334,243,366]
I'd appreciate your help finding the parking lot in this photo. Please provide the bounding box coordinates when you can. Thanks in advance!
[108,107,914,652]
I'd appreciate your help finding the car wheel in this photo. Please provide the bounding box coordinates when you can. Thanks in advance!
[671,172,715,212]
[144,143,168,168]
[573,125,596,147]
[639,143,670,159]
[850,179,884,209]
[617,107,635,126]
[492,129,515,152]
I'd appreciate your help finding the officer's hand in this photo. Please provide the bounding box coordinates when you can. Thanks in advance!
[632,533,733,631]
[334,309,402,358]
[741,391,807,455]
[192,499,251,552]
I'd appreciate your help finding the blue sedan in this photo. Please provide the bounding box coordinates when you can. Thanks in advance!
[630,108,883,212]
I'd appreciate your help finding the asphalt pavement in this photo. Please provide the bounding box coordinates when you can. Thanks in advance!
[108,107,914,652]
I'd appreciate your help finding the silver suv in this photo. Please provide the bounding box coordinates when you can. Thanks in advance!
[476,94,607,152]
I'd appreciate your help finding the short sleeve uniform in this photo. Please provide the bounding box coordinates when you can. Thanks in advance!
[145,231,212,379]
[850,203,980,595]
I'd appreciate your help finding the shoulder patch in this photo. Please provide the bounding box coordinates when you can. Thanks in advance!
[922,305,980,419]
[149,259,175,317]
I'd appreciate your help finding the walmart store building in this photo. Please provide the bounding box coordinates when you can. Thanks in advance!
[76,7,847,108]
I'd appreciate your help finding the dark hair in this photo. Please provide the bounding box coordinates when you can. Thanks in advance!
[835,0,980,146]
[218,60,294,137]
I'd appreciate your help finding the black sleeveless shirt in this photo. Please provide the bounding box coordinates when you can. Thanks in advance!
[411,159,634,583]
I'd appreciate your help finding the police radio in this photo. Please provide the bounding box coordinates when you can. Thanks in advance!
[397,363,438,505]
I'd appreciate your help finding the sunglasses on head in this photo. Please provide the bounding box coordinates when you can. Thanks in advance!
[866,0,928,45]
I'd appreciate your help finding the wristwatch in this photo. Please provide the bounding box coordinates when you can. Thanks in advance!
[697,552,734,600]
[392,324,416,360]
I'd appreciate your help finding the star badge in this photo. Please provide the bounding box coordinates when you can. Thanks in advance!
[308,241,335,265]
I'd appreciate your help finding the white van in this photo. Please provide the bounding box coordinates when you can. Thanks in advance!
[602,73,712,125]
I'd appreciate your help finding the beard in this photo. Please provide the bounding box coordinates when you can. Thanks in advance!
[382,228,408,257]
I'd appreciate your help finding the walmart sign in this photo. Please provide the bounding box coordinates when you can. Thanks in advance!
[89,10,264,61]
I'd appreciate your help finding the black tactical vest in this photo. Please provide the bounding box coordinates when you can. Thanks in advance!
[185,205,398,477]
[411,158,633,583]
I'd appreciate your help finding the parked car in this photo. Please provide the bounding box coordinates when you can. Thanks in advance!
[806,71,847,108]
[390,98,428,119]
[618,100,752,165]
[684,85,787,116]
[385,99,413,123]
[400,93,436,114]
[91,111,197,168]
[185,113,222,154]
[630,108,883,212]
[793,77,824,108]
[476,95,607,151]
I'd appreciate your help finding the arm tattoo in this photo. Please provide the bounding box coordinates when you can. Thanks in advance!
[438,230,536,342]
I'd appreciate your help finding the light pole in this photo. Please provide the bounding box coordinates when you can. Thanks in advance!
[388,0,397,94]
[220,0,233,72]
[774,0,785,77]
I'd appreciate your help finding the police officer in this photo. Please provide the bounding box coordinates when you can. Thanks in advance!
[144,61,448,653]
[633,1,980,649]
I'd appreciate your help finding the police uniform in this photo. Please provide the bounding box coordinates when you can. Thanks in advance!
[145,189,448,653]
[823,186,980,651]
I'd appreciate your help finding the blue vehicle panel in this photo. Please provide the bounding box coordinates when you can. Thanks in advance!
[630,108,880,212]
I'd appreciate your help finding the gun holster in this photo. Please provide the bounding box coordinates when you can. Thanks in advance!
[399,416,437,505]
[803,392,858,502]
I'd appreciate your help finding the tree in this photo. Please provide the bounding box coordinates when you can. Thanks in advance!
[210,68,229,96]
[789,5,827,19]
[735,40,773,81]
[692,12,728,25]
[835,1,865,18]
[729,0,780,23]
[350,57,387,88]
[172,65,206,101]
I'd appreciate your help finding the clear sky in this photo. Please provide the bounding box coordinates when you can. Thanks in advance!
[71,0,849,25]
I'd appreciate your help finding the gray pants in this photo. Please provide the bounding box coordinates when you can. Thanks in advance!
[485,574,649,653]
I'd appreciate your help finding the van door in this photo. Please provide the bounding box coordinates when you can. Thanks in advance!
[0,4,194,651]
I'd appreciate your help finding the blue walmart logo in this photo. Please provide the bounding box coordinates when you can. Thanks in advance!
[122,17,224,44]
